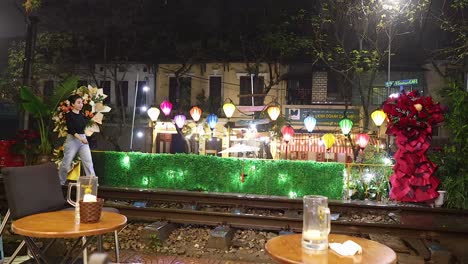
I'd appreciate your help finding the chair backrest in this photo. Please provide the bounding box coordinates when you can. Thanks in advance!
[2,162,67,220]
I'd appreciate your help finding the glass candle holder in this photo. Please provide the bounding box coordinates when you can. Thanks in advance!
[302,195,331,253]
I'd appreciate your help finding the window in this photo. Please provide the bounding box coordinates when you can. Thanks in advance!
[43,80,54,97]
[169,77,192,110]
[287,77,312,105]
[100,81,111,104]
[327,71,351,100]
[239,76,264,106]
[116,81,128,107]
[209,76,222,114]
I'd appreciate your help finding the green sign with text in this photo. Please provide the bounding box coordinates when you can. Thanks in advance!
[285,108,360,128]
[385,79,418,88]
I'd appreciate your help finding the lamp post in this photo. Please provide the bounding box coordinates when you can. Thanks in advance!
[147,106,160,153]
[281,125,294,160]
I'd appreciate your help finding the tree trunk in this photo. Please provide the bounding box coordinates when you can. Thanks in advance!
[20,15,39,129]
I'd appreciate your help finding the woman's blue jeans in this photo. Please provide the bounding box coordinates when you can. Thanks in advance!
[59,134,96,184]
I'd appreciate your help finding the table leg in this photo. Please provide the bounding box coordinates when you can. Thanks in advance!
[114,230,120,263]
[6,240,25,264]
[97,235,103,251]
[24,237,50,264]
[82,237,88,264]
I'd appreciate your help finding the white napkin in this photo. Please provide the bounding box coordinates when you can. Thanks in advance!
[329,240,362,256]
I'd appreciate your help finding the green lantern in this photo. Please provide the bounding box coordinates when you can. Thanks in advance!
[339,118,353,136]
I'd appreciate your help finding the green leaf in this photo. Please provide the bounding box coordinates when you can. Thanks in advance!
[47,76,79,110]
[19,86,49,118]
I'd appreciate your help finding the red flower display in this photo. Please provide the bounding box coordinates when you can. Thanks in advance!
[383,91,444,202]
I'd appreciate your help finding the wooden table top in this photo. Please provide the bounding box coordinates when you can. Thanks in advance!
[265,234,397,264]
[12,211,127,238]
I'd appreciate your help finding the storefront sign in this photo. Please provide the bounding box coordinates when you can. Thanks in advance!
[285,108,360,128]
[385,79,418,87]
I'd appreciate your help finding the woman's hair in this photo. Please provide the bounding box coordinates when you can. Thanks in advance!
[68,94,82,105]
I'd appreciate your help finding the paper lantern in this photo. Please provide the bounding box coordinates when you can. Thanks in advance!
[281,125,295,142]
[304,115,317,133]
[356,133,370,149]
[189,106,202,122]
[207,114,218,130]
[223,102,236,118]
[371,110,386,127]
[339,118,353,135]
[174,114,186,129]
[160,100,173,117]
[267,106,281,121]
[147,107,160,122]
[322,133,336,150]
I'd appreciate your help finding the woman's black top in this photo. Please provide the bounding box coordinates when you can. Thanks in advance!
[66,111,87,135]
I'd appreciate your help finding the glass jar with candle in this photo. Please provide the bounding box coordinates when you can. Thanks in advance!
[302,195,330,253]
[67,176,99,205]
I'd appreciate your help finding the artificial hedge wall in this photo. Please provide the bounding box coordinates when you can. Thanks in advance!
[92,151,345,199]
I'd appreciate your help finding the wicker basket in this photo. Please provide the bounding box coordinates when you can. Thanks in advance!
[79,198,104,223]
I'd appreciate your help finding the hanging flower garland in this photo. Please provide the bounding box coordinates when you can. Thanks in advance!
[52,85,111,167]
[382,90,443,202]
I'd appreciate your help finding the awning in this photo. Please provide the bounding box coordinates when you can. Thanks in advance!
[280,133,380,154]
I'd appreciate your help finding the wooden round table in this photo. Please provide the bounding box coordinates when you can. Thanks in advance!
[265,234,396,264]
[12,210,127,238]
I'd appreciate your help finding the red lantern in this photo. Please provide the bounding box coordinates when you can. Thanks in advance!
[281,125,295,142]
[160,100,173,117]
[356,133,370,149]
[189,106,202,122]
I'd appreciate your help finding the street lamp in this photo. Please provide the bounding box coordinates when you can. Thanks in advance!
[147,106,160,153]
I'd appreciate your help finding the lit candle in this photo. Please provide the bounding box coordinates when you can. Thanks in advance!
[83,194,97,202]
[303,229,323,240]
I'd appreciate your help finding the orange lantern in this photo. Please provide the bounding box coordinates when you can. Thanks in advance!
[189,106,202,122]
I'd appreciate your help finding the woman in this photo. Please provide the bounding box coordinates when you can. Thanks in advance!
[59,94,96,184]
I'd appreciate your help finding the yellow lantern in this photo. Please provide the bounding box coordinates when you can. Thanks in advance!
[371,110,386,127]
[267,106,281,121]
[322,133,336,150]
[147,106,160,122]
[223,102,236,119]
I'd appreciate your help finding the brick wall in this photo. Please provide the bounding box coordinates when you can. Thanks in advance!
[312,71,327,102]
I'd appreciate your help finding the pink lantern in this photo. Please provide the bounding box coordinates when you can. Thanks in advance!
[281,125,295,142]
[356,133,370,149]
[189,106,202,122]
[174,114,186,129]
[160,100,173,117]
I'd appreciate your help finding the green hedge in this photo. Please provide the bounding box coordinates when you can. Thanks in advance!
[92,151,345,199]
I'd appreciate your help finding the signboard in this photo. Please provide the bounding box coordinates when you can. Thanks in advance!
[285,108,360,128]
[385,79,418,88]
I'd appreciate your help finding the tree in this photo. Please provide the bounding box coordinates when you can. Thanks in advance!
[306,0,430,130]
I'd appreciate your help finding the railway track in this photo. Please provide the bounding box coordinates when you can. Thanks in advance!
[0,181,466,237]
[96,186,468,237]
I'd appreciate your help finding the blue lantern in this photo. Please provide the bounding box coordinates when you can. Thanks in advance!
[206,113,218,130]
[304,115,317,133]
